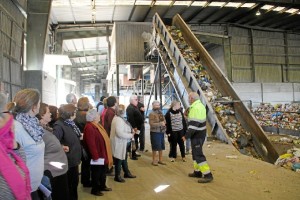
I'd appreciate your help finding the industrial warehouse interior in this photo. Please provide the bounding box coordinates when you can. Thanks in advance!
[0,0,300,200]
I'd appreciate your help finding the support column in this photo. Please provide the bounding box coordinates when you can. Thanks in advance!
[249,29,255,82]
[159,61,162,109]
[155,57,160,100]
[25,0,52,91]
[111,74,114,95]
[116,64,120,96]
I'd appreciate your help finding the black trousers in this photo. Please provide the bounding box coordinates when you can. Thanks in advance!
[80,157,91,185]
[51,173,70,200]
[191,134,207,164]
[132,133,139,158]
[67,166,79,200]
[91,164,107,192]
[139,124,145,151]
[30,190,41,200]
[169,130,185,158]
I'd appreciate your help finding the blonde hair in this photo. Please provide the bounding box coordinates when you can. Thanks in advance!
[116,104,125,116]
[170,100,180,109]
[77,97,90,111]
[7,88,40,114]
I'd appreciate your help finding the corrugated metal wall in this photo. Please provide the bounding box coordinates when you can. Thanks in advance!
[287,33,300,82]
[191,24,300,83]
[0,1,25,100]
[113,22,152,64]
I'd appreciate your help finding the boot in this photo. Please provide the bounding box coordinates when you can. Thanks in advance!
[114,161,125,182]
[188,171,202,178]
[114,175,125,183]
[198,173,213,183]
[124,171,136,178]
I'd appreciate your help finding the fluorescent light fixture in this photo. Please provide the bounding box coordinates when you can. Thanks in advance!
[225,2,242,8]
[208,2,226,7]
[285,8,299,14]
[155,0,172,6]
[261,5,274,10]
[154,185,170,193]
[81,74,96,76]
[95,0,114,6]
[173,1,192,6]
[191,1,207,6]
[273,6,285,12]
[135,0,152,5]
[241,3,256,8]
[115,0,135,5]
[52,1,69,6]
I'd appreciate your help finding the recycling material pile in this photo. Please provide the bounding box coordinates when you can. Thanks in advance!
[252,103,300,131]
[166,26,260,159]
[275,147,300,172]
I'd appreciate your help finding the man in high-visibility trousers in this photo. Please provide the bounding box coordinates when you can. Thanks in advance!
[183,92,213,183]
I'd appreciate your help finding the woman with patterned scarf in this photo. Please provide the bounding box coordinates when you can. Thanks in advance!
[0,92,31,200]
[7,88,45,200]
[53,104,82,200]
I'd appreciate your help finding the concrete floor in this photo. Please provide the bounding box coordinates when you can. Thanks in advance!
[78,123,300,200]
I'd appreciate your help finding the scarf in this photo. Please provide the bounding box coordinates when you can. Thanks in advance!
[0,115,31,200]
[16,113,44,142]
[121,116,132,129]
[153,109,166,133]
[91,122,113,168]
[64,119,81,138]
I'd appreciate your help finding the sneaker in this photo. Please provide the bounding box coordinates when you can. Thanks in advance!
[152,162,158,166]
[170,159,175,162]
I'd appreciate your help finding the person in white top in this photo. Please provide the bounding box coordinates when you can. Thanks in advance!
[110,104,137,183]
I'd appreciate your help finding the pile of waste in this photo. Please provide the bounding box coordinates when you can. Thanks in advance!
[252,103,300,130]
[275,147,300,172]
[166,26,260,159]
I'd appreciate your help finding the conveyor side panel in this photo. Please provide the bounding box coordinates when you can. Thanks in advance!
[153,13,279,163]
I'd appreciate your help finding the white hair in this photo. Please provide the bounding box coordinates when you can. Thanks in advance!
[189,92,200,101]
[66,93,76,104]
[129,95,138,103]
[152,100,160,105]
[86,109,99,122]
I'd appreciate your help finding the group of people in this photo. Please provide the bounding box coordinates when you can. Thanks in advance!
[0,89,214,200]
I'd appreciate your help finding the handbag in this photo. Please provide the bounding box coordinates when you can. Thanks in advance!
[82,147,90,161]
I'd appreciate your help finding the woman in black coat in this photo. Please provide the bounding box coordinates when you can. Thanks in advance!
[165,100,187,162]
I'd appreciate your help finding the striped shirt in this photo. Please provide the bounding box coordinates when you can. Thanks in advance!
[170,112,183,131]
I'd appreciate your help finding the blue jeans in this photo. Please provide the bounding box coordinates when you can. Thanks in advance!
[186,138,191,152]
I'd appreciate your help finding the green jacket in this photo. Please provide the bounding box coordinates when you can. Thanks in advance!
[186,100,206,138]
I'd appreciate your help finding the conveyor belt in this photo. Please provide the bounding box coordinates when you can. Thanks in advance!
[152,13,279,163]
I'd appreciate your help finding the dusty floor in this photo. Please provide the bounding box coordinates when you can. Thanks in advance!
[78,124,300,200]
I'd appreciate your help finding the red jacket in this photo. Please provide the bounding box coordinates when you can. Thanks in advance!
[104,107,115,136]
[83,122,109,165]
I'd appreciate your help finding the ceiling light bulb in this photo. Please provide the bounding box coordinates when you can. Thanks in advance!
[92,8,96,14]
[256,10,261,16]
